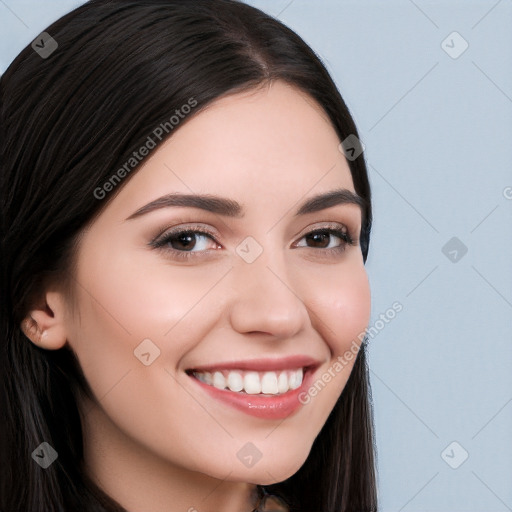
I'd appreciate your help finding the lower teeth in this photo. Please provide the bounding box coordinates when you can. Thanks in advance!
[214,384,284,396]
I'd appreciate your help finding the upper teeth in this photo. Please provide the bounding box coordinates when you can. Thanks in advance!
[192,368,304,395]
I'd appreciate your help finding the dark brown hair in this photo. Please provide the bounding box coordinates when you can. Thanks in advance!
[0,1,377,510]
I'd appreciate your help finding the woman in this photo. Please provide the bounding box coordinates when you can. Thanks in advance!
[0,1,377,510]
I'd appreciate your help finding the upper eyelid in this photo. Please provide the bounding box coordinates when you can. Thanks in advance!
[151,223,217,244]
[294,221,351,237]
[154,220,352,236]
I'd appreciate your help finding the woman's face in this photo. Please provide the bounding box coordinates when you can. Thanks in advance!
[64,80,370,485]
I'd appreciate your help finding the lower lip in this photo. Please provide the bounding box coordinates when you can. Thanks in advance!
[187,367,316,420]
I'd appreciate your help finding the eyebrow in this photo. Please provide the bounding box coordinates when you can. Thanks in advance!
[125,188,366,221]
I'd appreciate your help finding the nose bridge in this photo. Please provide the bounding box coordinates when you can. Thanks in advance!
[227,240,308,337]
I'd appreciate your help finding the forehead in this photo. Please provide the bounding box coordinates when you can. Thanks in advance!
[102,80,355,220]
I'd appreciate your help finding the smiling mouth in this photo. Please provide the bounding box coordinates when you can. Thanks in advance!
[185,367,309,396]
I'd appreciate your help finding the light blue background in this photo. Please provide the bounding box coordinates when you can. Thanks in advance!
[1,1,511,510]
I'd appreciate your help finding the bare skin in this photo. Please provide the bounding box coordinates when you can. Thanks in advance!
[22,80,370,512]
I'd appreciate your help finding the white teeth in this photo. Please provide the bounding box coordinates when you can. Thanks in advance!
[277,372,288,394]
[289,369,303,390]
[203,372,213,386]
[226,371,244,392]
[212,371,226,390]
[244,372,261,394]
[192,368,305,395]
[261,372,278,394]
[195,372,210,385]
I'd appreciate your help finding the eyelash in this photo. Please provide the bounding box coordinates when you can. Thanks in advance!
[149,223,356,261]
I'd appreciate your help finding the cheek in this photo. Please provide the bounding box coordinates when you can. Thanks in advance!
[73,246,229,345]
[296,264,370,426]
[67,255,235,472]
[309,263,371,353]
[67,249,232,411]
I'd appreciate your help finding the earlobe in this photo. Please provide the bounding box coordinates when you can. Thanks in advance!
[20,291,68,350]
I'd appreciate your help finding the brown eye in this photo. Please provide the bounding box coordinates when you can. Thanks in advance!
[166,231,205,251]
[296,227,354,251]
[150,226,221,260]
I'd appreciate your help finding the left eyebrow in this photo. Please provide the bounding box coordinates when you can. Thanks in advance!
[293,188,365,216]
[124,188,365,221]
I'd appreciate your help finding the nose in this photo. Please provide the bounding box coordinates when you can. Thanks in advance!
[227,247,309,339]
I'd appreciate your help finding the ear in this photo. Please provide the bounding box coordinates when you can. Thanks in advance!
[20,291,68,350]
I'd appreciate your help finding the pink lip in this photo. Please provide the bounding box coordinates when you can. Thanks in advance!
[187,355,321,373]
[187,363,319,420]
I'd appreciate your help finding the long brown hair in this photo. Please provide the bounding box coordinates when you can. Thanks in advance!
[0,1,377,510]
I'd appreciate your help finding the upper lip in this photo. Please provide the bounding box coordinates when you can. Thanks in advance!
[187,355,323,373]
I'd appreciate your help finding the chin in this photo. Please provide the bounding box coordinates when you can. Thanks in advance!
[240,452,311,486]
